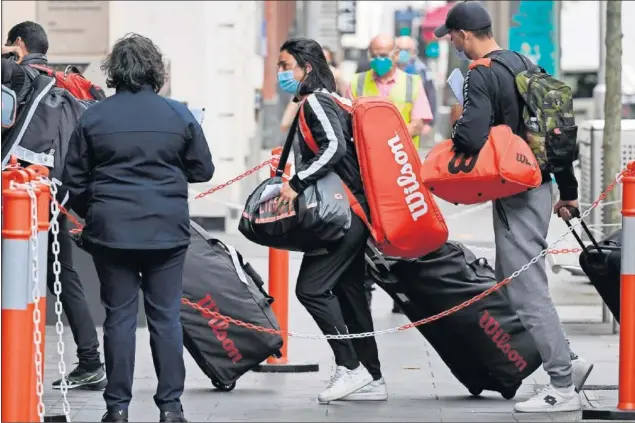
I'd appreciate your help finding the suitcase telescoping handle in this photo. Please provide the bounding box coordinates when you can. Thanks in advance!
[559,206,620,254]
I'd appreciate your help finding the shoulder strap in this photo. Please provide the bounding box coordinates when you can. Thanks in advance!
[489,55,519,79]
[28,63,54,76]
[275,106,300,177]
[489,51,545,77]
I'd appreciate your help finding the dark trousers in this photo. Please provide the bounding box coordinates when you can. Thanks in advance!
[47,214,101,369]
[91,246,187,412]
[295,214,382,380]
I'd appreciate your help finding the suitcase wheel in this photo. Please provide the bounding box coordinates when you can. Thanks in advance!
[501,389,516,400]
[468,387,483,397]
[212,380,236,392]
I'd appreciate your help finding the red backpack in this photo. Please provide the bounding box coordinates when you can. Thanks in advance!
[29,64,106,101]
[298,92,449,259]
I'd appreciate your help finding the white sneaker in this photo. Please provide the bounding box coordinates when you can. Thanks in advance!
[341,378,388,401]
[318,365,373,404]
[571,356,594,392]
[514,384,581,413]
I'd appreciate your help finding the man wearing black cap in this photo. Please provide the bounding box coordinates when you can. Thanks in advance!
[435,0,592,414]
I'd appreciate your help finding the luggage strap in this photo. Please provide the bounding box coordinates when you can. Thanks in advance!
[562,206,620,254]
[276,109,300,176]
[13,145,55,167]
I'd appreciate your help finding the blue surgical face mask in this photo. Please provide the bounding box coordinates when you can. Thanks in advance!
[277,70,300,94]
[454,47,470,61]
[397,50,411,65]
[370,56,393,77]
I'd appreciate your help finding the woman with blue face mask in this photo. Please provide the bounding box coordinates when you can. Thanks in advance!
[276,37,386,404]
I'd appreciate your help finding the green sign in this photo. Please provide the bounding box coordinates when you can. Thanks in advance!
[425,41,440,58]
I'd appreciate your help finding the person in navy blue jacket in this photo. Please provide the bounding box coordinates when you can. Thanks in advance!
[62,33,214,423]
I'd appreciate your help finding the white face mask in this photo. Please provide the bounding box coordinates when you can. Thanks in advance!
[455,48,469,61]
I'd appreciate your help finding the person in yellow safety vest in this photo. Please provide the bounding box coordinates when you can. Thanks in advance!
[345,33,433,150]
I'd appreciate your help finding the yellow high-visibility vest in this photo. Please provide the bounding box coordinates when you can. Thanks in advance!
[350,70,422,148]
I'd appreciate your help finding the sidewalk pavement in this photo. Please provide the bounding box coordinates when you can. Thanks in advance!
[41,200,623,422]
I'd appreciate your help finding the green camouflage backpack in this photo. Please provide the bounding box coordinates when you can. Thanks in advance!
[491,53,578,173]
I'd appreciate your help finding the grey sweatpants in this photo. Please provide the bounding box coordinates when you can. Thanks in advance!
[493,182,573,388]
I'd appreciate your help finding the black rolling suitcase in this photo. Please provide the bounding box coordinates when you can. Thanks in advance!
[365,242,542,399]
[566,213,621,322]
[180,221,284,391]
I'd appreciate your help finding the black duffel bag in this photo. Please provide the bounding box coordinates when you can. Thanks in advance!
[238,113,351,252]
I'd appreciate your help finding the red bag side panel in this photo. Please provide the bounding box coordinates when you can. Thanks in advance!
[350,97,448,258]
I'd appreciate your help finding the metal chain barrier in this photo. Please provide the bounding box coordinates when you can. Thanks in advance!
[48,181,72,420]
[180,168,631,340]
[194,158,274,200]
[466,245,583,255]
[53,158,631,341]
[25,182,46,420]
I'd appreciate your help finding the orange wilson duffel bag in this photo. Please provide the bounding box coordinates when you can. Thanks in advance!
[421,125,542,205]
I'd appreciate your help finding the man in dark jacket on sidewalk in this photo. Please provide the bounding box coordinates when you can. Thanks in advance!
[3,21,106,390]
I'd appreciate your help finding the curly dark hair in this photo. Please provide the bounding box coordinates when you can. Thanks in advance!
[101,33,166,93]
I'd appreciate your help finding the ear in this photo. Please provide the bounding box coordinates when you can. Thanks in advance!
[305,63,313,74]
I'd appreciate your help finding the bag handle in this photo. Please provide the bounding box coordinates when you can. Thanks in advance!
[275,107,300,177]
[559,206,618,254]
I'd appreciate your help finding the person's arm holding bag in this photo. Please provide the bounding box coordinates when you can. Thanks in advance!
[450,68,492,155]
[278,94,347,204]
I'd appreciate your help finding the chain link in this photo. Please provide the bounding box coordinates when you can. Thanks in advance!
[181,168,630,340]
[194,158,274,200]
[49,182,71,419]
[466,245,583,255]
[26,183,46,421]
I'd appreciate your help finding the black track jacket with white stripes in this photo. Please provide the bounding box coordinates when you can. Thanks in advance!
[289,90,366,203]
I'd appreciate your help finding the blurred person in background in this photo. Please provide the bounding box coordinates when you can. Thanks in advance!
[321,45,346,96]
[2,21,107,391]
[346,34,433,150]
[396,35,437,140]
[62,33,215,423]
[280,45,343,133]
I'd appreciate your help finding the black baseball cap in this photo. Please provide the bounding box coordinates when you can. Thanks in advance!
[434,1,492,38]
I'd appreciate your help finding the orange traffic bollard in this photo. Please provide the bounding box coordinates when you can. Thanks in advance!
[619,161,635,412]
[252,147,318,373]
[583,161,635,421]
[25,165,51,422]
[267,147,291,365]
[1,165,36,423]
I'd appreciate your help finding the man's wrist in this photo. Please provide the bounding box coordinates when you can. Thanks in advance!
[558,186,579,201]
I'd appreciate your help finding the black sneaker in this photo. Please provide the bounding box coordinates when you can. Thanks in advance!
[160,409,188,422]
[101,409,128,422]
[53,364,107,390]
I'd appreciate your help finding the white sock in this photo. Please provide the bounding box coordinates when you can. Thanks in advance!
[555,384,575,395]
